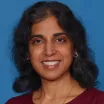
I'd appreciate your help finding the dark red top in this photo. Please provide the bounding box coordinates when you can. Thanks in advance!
[6,88,104,104]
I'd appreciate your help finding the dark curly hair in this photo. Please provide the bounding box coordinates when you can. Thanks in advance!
[12,1,98,93]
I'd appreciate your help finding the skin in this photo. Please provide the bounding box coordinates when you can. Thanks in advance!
[28,16,85,104]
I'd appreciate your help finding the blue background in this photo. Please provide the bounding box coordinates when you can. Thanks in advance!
[0,0,104,104]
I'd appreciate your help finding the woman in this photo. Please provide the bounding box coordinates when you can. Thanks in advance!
[6,1,104,104]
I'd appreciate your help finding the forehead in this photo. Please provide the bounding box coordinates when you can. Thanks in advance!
[31,16,65,36]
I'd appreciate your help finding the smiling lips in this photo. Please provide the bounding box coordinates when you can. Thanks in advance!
[42,60,60,69]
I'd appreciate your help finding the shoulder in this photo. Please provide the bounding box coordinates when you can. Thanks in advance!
[70,88,104,104]
[93,88,104,99]
[5,92,33,104]
[86,88,104,103]
[89,88,104,96]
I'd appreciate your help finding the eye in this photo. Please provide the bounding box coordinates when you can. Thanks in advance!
[30,38,43,45]
[56,38,66,43]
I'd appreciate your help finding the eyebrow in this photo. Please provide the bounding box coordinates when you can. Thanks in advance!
[29,32,67,41]
[54,32,67,37]
[29,35,43,41]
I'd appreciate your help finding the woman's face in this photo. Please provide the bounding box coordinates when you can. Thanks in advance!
[28,16,74,81]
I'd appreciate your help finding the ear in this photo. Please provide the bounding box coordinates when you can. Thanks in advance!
[73,51,78,58]
[26,52,30,60]
[72,47,78,58]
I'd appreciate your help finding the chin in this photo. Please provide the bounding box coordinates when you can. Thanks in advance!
[40,72,68,81]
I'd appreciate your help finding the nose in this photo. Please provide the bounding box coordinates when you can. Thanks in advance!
[43,42,57,56]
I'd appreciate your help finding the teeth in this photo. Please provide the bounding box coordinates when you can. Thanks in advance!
[43,61,59,65]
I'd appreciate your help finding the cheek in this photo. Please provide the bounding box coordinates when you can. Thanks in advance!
[29,47,43,71]
[58,45,74,67]
[58,45,73,58]
[29,47,42,61]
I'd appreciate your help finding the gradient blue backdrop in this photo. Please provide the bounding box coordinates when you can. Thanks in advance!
[0,0,104,104]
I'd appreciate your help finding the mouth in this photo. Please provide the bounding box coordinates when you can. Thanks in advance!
[41,60,61,69]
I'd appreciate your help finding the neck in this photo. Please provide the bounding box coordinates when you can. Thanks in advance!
[40,73,75,99]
